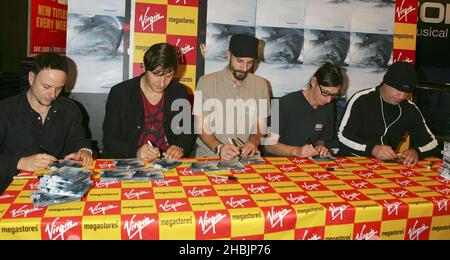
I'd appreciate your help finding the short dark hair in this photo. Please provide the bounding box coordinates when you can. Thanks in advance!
[313,62,343,87]
[143,43,178,75]
[31,52,68,74]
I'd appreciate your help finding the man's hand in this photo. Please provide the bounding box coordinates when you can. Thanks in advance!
[397,148,419,166]
[372,145,398,161]
[137,144,160,162]
[315,144,331,157]
[163,145,184,160]
[64,149,93,167]
[292,145,318,158]
[220,144,240,160]
[17,153,57,172]
[241,141,260,156]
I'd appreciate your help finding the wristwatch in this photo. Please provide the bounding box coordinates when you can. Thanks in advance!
[214,144,224,156]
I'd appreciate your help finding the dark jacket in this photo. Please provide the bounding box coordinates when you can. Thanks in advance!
[0,91,91,192]
[102,76,195,158]
[338,86,438,157]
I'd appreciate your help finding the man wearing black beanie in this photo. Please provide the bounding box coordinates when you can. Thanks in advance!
[337,61,438,165]
[193,34,270,160]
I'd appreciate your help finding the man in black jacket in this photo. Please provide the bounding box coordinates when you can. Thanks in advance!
[102,43,194,161]
[338,61,438,165]
[0,53,93,194]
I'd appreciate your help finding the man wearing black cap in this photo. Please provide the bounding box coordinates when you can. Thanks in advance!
[337,61,438,165]
[193,34,270,160]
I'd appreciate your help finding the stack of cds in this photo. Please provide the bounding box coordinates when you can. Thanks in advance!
[48,160,83,170]
[440,142,450,180]
[148,158,182,170]
[100,168,164,182]
[190,160,246,173]
[113,158,144,169]
[30,166,93,206]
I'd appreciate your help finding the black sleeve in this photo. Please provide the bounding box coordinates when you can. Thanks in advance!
[408,103,438,156]
[338,96,378,156]
[0,110,20,178]
[63,102,91,156]
[102,87,138,158]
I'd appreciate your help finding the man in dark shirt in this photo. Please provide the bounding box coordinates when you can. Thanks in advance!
[102,43,194,161]
[0,53,93,194]
[265,62,343,158]
[338,61,438,165]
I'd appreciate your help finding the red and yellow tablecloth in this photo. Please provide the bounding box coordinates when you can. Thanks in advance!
[0,157,449,240]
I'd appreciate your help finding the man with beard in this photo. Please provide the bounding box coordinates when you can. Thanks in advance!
[193,34,270,160]
[0,53,93,194]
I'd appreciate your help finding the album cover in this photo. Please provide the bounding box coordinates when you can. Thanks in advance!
[149,158,182,170]
[49,160,83,170]
[30,191,81,207]
[113,158,145,169]
[239,155,266,165]
[190,160,246,173]
[310,155,336,162]
[41,166,92,184]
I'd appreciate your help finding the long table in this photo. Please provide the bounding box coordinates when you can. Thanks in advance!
[0,157,449,240]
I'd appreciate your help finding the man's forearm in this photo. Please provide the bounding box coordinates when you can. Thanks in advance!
[199,132,221,151]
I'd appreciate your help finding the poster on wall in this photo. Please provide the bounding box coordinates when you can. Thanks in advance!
[129,0,199,94]
[204,0,411,99]
[345,0,395,99]
[28,0,68,55]
[66,0,126,93]
[255,0,305,98]
[204,0,257,75]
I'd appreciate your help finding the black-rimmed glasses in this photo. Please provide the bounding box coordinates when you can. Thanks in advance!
[318,85,341,99]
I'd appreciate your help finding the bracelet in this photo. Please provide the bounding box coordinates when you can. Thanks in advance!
[80,148,93,155]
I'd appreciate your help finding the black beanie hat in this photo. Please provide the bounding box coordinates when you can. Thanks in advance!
[229,34,259,59]
[383,61,417,93]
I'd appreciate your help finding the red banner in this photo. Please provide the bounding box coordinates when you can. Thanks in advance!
[29,0,67,55]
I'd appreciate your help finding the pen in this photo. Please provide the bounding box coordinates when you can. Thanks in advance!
[13,175,42,180]
[326,167,353,172]
[306,137,314,147]
[229,138,243,158]
[206,173,237,180]
[147,140,163,159]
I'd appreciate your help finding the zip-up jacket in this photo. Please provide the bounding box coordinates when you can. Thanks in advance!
[338,86,438,157]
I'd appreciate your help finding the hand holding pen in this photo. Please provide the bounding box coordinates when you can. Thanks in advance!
[16,147,57,172]
[136,141,161,162]
[293,137,318,158]
[306,137,331,157]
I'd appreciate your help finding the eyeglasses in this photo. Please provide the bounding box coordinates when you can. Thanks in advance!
[318,85,341,99]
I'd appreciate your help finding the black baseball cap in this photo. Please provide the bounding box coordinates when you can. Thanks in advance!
[229,34,259,59]
[383,61,417,93]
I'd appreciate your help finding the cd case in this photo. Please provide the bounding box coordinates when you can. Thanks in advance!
[48,160,83,170]
[38,180,93,198]
[40,166,92,184]
[238,155,266,165]
[190,160,246,173]
[30,191,82,207]
[100,168,164,182]
[310,155,336,162]
[148,158,182,170]
[113,158,145,169]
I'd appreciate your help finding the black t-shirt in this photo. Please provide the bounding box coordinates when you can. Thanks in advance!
[272,90,334,147]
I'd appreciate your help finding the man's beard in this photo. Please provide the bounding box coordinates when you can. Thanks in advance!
[229,63,250,81]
